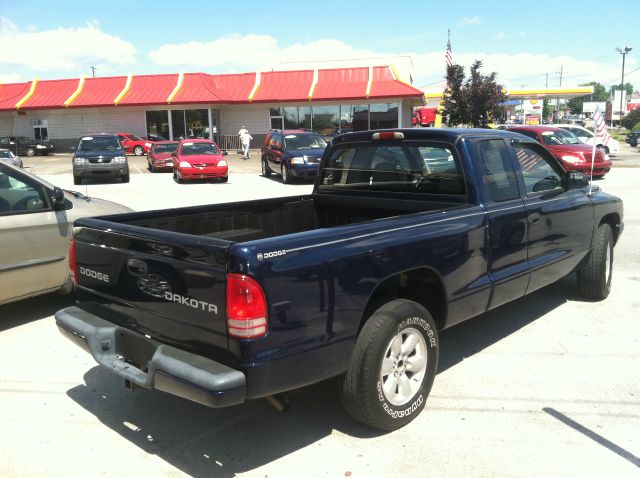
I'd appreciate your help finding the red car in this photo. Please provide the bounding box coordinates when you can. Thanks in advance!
[116,132,153,156]
[173,139,228,183]
[147,141,178,172]
[507,126,612,178]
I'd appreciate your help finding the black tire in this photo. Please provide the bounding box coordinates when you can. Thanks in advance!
[73,173,81,185]
[121,172,130,183]
[281,163,291,184]
[630,139,638,147]
[220,176,228,183]
[262,157,272,177]
[340,299,439,431]
[174,170,183,184]
[577,223,613,300]
[25,147,36,157]
[148,161,156,173]
[133,145,144,156]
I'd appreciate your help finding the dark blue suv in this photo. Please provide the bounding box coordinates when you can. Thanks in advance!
[261,129,327,183]
[72,133,130,185]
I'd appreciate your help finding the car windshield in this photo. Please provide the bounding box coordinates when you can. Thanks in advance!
[78,136,122,151]
[0,151,14,158]
[283,134,327,150]
[180,142,220,155]
[318,143,465,196]
[541,130,581,145]
[153,143,178,153]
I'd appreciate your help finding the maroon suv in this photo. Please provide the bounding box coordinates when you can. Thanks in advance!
[507,125,612,177]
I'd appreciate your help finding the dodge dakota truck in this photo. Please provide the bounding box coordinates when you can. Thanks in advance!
[56,128,623,431]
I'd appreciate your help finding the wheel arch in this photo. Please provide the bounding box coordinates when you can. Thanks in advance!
[360,267,448,332]
[599,213,622,245]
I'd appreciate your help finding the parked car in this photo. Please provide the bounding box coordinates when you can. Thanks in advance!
[507,125,612,177]
[172,139,228,183]
[116,132,153,156]
[0,161,132,306]
[557,115,585,126]
[261,129,328,183]
[72,133,130,185]
[0,136,55,157]
[554,124,620,155]
[625,130,640,147]
[55,128,623,431]
[144,134,168,142]
[0,149,23,168]
[147,141,179,172]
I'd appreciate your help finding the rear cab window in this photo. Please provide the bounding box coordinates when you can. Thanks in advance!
[318,141,466,197]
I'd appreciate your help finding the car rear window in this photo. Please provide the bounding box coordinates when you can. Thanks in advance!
[318,142,466,196]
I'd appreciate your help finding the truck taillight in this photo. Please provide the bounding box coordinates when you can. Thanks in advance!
[226,274,268,339]
[69,238,77,284]
[372,131,404,140]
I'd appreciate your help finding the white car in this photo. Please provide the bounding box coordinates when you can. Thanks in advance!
[0,148,22,168]
[0,162,132,306]
[554,124,620,156]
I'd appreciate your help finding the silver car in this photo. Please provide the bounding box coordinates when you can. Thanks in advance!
[0,161,132,306]
[0,148,23,168]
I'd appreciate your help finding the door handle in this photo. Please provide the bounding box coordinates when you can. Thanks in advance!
[528,213,541,225]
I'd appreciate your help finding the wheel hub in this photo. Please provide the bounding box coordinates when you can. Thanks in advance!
[380,327,427,406]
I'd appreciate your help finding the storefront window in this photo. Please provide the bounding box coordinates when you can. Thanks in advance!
[283,107,299,129]
[146,111,169,140]
[370,103,398,130]
[341,105,369,132]
[185,109,209,138]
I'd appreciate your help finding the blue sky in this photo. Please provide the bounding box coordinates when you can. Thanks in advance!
[1,0,637,91]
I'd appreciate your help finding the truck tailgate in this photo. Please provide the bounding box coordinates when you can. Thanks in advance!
[72,218,231,360]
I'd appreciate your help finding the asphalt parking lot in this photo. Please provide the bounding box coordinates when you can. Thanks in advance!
[0,147,639,477]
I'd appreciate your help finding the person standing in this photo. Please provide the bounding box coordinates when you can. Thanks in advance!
[238,125,252,160]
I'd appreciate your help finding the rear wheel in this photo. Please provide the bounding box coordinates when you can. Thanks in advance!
[262,157,271,177]
[577,223,613,300]
[340,299,439,431]
[133,145,144,156]
[25,147,36,157]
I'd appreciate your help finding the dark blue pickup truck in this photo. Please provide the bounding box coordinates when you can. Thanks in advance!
[56,128,623,431]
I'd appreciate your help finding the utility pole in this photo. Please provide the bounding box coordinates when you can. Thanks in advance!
[545,73,549,88]
[554,65,565,121]
[615,46,632,127]
[90,66,96,78]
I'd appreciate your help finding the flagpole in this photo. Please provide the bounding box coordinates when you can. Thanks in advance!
[588,107,598,196]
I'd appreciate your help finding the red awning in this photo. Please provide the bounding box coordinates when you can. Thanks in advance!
[72,76,128,107]
[205,73,256,103]
[252,70,314,102]
[171,73,222,104]
[0,82,31,110]
[312,67,369,101]
[368,66,423,99]
[20,78,79,110]
[118,74,179,106]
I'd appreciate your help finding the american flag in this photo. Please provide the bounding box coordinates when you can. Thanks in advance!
[516,147,540,171]
[445,29,453,67]
[593,106,611,147]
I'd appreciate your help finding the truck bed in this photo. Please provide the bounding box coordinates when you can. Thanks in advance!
[119,194,464,243]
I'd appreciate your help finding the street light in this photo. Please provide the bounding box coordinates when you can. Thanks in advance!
[615,46,632,127]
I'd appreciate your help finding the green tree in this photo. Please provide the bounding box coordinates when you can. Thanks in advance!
[543,98,553,120]
[609,82,634,98]
[622,108,640,130]
[567,81,608,114]
[443,60,506,127]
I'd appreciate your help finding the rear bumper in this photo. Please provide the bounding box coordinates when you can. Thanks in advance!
[55,306,246,408]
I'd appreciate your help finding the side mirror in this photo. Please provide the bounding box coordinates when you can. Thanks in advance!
[221,150,228,156]
[52,187,65,208]
[171,151,177,157]
[566,170,590,189]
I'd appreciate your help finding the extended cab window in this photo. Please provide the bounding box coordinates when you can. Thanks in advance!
[513,143,563,194]
[318,142,465,196]
[478,139,520,202]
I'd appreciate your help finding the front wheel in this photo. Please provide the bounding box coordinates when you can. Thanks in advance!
[133,145,145,156]
[577,223,613,300]
[219,176,228,183]
[25,147,36,157]
[340,299,439,431]
[281,163,291,184]
[121,172,130,183]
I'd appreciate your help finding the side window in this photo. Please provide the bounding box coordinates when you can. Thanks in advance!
[117,135,127,142]
[0,138,9,146]
[513,143,563,194]
[0,166,49,214]
[477,139,520,202]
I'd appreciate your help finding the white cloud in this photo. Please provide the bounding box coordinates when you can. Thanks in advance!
[0,73,21,83]
[0,17,136,72]
[460,16,481,26]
